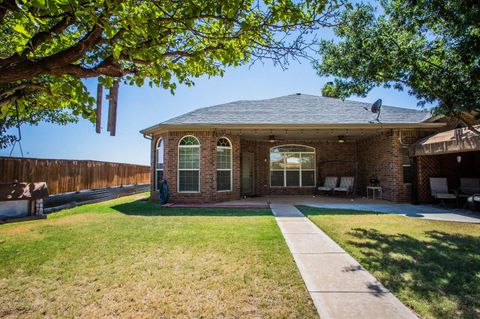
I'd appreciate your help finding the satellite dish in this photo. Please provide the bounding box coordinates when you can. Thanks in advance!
[369,99,382,123]
[371,99,382,113]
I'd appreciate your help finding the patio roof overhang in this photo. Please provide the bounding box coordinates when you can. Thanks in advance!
[411,125,480,156]
[141,122,445,140]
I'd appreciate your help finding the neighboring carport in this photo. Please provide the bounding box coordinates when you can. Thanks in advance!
[411,125,480,203]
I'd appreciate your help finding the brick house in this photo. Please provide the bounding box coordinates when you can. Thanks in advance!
[140,93,479,203]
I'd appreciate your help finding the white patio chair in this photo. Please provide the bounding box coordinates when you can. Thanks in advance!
[429,177,457,206]
[317,176,338,194]
[467,194,480,211]
[460,178,480,195]
[333,177,354,196]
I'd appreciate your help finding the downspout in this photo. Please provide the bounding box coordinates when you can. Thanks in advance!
[397,129,408,146]
[142,133,153,200]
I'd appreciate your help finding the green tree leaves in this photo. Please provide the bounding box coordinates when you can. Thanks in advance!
[315,0,480,123]
[0,0,341,147]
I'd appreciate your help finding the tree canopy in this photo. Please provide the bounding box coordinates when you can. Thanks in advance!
[315,0,480,127]
[321,81,340,98]
[0,0,340,147]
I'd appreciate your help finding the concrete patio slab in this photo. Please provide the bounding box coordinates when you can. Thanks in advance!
[307,203,480,223]
[311,292,417,319]
[220,195,480,223]
[270,203,418,319]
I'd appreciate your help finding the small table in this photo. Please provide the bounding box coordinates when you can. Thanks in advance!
[367,186,382,200]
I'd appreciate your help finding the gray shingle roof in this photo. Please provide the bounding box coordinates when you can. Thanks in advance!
[158,94,432,126]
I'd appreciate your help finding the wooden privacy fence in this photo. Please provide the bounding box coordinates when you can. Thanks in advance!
[0,157,150,195]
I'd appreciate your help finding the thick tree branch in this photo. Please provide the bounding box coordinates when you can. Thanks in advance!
[24,16,73,56]
[457,113,480,135]
[0,25,104,84]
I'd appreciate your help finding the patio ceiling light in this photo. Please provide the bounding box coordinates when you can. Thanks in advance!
[269,135,276,143]
[337,135,346,143]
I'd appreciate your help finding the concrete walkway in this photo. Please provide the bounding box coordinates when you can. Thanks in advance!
[307,202,480,223]
[271,204,418,319]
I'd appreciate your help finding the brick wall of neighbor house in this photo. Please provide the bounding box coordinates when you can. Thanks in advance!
[150,131,241,203]
[240,139,356,196]
[416,151,480,203]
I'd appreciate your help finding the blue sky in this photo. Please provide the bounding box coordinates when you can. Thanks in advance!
[1,55,427,165]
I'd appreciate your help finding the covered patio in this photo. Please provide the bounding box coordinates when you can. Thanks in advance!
[234,125,436,202]
[412,125,480,204]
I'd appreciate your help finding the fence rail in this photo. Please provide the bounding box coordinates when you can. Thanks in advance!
[0,157,150,195]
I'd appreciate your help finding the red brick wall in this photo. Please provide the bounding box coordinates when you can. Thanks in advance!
[148,129,438,203]
[356,129,432,202]
[357,130,399,201]
[150,131,241,203]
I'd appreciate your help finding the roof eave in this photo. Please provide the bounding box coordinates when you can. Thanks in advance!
[140,122,446,136]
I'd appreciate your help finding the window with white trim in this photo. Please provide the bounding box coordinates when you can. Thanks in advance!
[155,138,164,190]
[216,137,232,191]
[178,136,200,192]
[270,145,316,187]
[402,146,413,183]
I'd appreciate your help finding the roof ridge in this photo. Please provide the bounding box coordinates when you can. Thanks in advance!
[142,94,434,133]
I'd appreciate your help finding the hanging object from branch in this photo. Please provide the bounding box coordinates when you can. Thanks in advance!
[95,83,103,134]
[107,81,119,136]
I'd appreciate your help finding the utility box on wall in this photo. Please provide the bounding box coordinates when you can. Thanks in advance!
[0,182,49,220]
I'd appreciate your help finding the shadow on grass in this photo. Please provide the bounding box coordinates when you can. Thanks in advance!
[297,205,386,216]
[348,228,480,318]
[112,199,272,217]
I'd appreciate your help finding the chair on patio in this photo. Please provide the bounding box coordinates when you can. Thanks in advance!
[429,177,457,206]
[460,178,480,195]
[467,194,480,211]
[317,176,338,194]
[333,177,354,196]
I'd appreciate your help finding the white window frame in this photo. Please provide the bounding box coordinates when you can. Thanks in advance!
[216,137,233,192]
[177,135,201,193]
[269,144,316,188]
[155,137,164,191]
[401,146,413,184]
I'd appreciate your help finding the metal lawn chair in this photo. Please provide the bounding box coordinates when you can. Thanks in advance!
[467,194,480,211]
[460,178,480,195]
[317,176,338,194]
[333,177,354,196]
[429,177,457,206]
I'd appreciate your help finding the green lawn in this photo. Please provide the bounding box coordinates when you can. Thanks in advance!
[0,195,317,318]
[298,206,480,319]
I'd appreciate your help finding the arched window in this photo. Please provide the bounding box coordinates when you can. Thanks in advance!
[216,137,232,191]
[155,138,164,190]
[270,145,316,187]
[178,135,200,192]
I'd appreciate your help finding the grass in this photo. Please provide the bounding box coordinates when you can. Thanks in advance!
[297,206,480,319]
[0,195,317,318]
